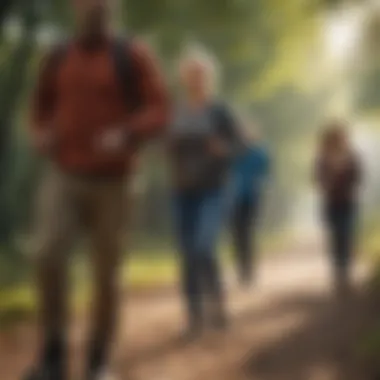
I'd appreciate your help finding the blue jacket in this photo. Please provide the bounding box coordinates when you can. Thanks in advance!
[232,144,270,202]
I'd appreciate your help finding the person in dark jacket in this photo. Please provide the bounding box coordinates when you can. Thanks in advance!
[315,122,362,294]
[26,0,169,379]
[168,47,241,339]
[231,125,270,287]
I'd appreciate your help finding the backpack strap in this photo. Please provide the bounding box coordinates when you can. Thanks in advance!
[210,102,234,139]
[111,37,142,111]
[210,102,243,157]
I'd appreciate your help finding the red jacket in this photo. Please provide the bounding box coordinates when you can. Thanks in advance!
[31,37,169,176]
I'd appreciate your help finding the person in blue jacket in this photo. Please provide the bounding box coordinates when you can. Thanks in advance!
[231,125,270,286]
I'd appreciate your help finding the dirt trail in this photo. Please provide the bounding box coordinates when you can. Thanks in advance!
[0,251,371,380]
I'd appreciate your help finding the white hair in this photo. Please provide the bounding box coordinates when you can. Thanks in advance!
[179,43,221,94]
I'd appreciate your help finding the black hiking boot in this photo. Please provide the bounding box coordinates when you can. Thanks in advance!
[239,270,256,289]
[24,338,66,380]
[177,316,204,344]
[209,308,229,331]
[86,341,120,380]
[334,266,352,298]
[24,360,65,380]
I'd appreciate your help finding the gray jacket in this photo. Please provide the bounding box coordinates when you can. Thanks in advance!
[169,102,241,192]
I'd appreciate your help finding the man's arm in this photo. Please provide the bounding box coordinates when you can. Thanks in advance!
[126,42,170,140]
[30,50,58,153]
[30,51,57,133]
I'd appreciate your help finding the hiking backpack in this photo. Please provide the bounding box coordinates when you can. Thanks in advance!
[43,37,145,152]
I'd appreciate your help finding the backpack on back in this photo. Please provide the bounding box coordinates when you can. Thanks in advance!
[48,37,142,109]
[44,37,145,152]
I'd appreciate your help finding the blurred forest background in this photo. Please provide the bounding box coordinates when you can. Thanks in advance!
[0,0,380,309]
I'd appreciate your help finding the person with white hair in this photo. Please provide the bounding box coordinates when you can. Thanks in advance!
[167,46,241,339]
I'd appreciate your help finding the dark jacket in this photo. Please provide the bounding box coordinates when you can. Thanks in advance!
[315,152,361,206]
[169,102,241,192]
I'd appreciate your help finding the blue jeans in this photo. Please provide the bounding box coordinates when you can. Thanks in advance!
[174,188,226,327]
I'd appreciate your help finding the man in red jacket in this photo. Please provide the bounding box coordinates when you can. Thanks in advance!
[26,0,169,378]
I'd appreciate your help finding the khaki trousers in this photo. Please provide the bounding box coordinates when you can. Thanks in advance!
[32,165,126,350]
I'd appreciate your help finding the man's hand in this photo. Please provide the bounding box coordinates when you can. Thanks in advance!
[208,137,228,157]
[32,129,56,154]
[95,127,128,153]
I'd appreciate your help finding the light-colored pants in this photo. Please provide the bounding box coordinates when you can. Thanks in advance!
[32,165,126,349]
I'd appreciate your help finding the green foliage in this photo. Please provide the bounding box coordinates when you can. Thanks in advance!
[0,0,375,291]
[0,0,324,249]
[0,0,38,249]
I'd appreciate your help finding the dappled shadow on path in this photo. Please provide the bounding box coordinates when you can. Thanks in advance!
[113,285,373,380]
[243,289,372,380]
[0,276,374,380]
[118,292,329,367]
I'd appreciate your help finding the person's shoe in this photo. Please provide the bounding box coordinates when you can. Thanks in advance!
[86,341,121,380]
[335,277,351,298]
[212,317,229,331]
[24,335,66,380]
[209,311,229,332]
[240,274,255,290]
[87,366,118,380]
[23,361,64,380]
[178,323,203,344]
[334,267,352,298]
[24,345,65,380]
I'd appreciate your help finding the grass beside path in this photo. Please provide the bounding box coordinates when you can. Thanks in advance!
[0,232,291,328]
[0,252,177,328]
